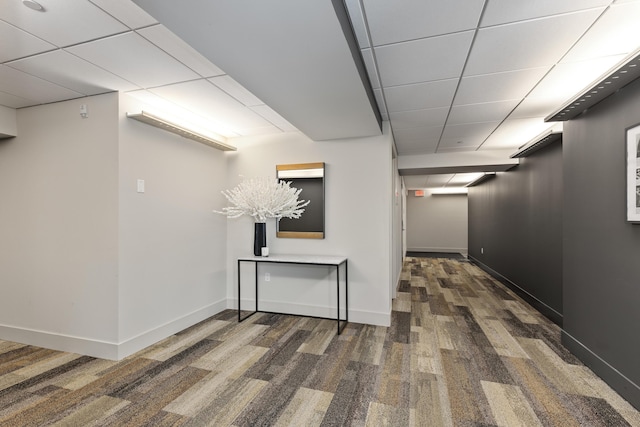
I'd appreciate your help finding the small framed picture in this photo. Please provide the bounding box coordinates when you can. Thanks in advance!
[626,122,640,222]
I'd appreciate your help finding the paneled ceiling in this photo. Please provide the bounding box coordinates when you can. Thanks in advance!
[346,0,640,157]
[2,0,640,189]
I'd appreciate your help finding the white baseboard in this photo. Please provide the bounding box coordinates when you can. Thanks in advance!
[0,299,228,361]
[227,298,391,327]
[117,299,227,359]
[393,268,403,299]
[0,324,119,360]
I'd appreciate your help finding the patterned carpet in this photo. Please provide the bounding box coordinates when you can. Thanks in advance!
[0,257,638,426]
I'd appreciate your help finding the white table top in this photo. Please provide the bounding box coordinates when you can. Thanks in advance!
[238,254,347,265]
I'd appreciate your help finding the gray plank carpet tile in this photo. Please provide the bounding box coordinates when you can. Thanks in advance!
[0,257,638,426]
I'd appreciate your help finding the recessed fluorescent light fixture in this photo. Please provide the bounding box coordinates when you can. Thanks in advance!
[465,173,496,187]
[546,47,640,122]
[430,187,468,195]
[127,111,236,151]
[510,130,562,158]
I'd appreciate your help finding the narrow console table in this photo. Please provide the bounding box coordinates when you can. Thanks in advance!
[237,254,348,334]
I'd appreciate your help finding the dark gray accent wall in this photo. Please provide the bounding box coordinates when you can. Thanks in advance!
[468,141,563,325]
[563,77,640,409]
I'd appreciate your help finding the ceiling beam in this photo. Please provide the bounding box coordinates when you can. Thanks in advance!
[398,150,518,175]
[132,0,381,141]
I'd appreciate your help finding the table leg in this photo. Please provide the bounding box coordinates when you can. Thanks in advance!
[345,260,349,324]
[237,259,241,322]
[238,260,258,322]
[337,263,340,334]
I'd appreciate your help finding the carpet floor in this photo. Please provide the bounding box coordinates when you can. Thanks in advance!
[0,257,638,426]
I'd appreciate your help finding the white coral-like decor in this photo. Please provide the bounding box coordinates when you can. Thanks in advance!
[214,176,310,223]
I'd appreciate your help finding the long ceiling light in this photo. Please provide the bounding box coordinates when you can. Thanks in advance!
[429,187,468,195]
[546,47,640,122]
[465,173,496,187]
[127,111,236,151]
[510,130,562,158]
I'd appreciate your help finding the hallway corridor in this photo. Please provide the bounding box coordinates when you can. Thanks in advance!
[0,257,638,426]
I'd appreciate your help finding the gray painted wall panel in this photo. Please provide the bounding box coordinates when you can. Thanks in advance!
[468,142,563,323]
[563,78,640,407]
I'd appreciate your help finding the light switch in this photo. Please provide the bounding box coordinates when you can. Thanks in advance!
[137,179,145,193]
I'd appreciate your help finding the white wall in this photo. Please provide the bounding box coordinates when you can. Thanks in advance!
[117,94,229,357]
[0,93,231,360]
[224,125,394,326]
[0,93,120,356]
[406,193,468,254]
[0,105,17,138]
[391,157,404,298]
[0,92,396,358]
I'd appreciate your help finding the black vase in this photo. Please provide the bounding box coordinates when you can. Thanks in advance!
[254,222,266,256]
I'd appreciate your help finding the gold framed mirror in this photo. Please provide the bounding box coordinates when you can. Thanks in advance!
[276,162,325,239]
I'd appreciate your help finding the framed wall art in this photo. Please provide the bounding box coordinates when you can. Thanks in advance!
[276,162,325,238]
[626,123,640,222]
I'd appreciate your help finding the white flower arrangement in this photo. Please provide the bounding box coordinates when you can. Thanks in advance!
[214,176,310,223]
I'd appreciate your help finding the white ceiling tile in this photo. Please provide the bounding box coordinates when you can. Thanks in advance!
[66,32,199,88]
[481,0,610,27]
[137,25,225,78]
[441,121,500,144]
[373,89,388,120]
[561,2,640,63]
[344,0,370,49]
[8,50,139,95]
[393,125,443,154]
[89,0,158,29]
[530,56,624,99]
[150,80,271,133]
[454,67,549,106]
[209,75,263,107]
[437,145,483,153]
[390,107,449,129]
[0,21,56,62]
[0,90,33,109]
[0,0,128,47]
[480,118,555,150]
[448,100,519,125]
[448,172,484,185]
[361,49,380,89]
[384,79,458,112]
[465,9,603,76]
[403,175,429,188]
[508,97,562,120]
[426,174,455,187]
[0,65,83,105]
[234,125,283,137]
[438,131,497,151]
[375,31,474,86]
[249,105,298,132]
[363,0,484,46]
[510,56,625,119]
